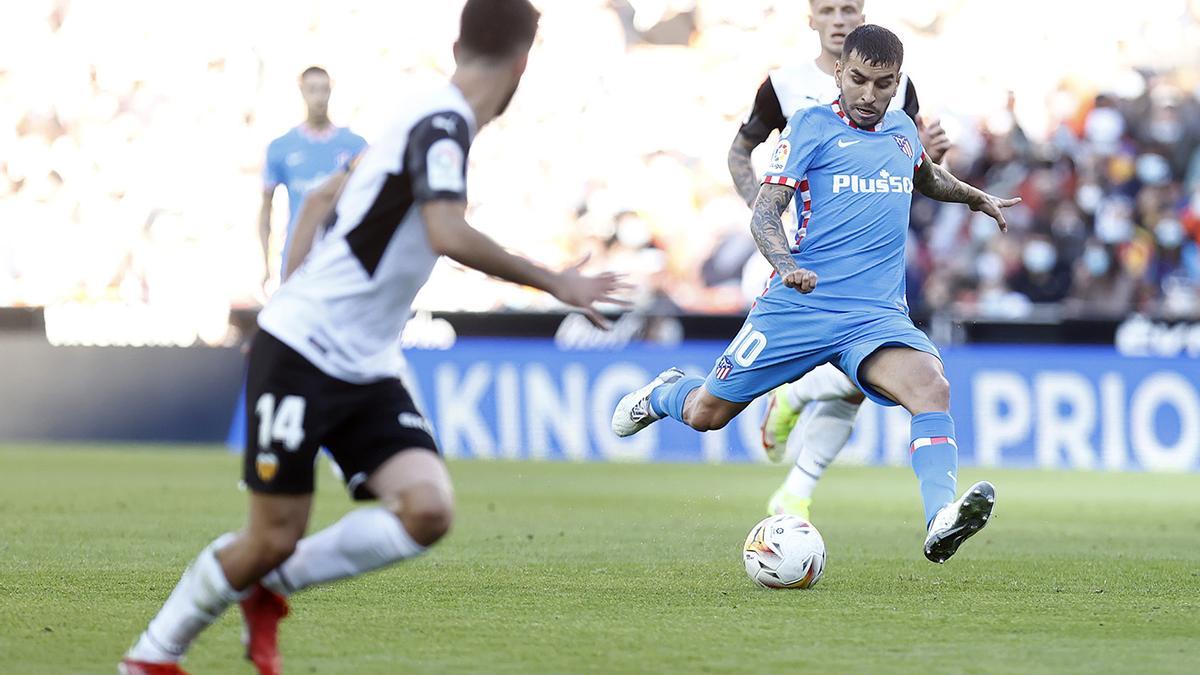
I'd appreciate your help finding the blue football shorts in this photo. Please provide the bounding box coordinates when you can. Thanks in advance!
[703,281,940,407]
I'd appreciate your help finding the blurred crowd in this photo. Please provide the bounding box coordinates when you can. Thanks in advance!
[2,0,1200,344]
[907,82,1200,321]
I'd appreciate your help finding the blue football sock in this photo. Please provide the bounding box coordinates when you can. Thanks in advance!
[648,376,704,422]
[909,411,959,527]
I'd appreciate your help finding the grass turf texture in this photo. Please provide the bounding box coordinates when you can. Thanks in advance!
[1,445,1198,674]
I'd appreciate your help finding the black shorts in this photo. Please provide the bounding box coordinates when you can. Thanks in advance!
[243,330,439,500]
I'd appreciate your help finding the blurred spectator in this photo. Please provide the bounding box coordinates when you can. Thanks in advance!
[1011,236,1072,304]
[1064,241,1137,318]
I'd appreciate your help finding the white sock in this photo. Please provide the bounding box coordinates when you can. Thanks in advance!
[127,533,241,663]
[262,507,425,596]
[784,364,859,410]
[783,399,860,499]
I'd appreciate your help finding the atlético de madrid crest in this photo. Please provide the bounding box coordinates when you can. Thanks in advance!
[715,355,733,380]
[892,134,914,160]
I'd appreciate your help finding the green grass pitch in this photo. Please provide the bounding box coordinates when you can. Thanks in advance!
[1,445,1198,674]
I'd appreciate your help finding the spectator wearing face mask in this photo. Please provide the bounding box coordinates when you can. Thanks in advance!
[1011,236,1072,304]
[1065,240,1136,318]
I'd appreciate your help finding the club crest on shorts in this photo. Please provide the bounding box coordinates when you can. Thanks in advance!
[715,355,734,380]
[892,134,914,160]
[256,451,279,483]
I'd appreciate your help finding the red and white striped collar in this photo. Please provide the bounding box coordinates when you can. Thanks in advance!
[830,99,877,132]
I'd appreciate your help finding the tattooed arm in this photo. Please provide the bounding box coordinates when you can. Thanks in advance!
[728,132,762,207]
[730,78,786,206]
[750,183,818,293]
[913,158,1021,233]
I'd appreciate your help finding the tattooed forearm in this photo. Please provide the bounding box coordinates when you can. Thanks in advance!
[728,133,762,207]
[749,183,799,277]
[913,160,983,206]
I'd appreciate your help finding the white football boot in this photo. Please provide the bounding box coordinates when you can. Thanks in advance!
[611,368,685,437]
[923,481,995,564]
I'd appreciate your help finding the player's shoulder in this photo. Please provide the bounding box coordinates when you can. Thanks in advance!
[767,60,827,92]
[266,128,299,153]
[337,126,368,147]
[388,84,477,146]
[783,102,836,133]
[416,85,475,128]
[883,109,919,134]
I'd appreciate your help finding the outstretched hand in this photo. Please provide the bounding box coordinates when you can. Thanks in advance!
[782,268,818,294]
[970,194,1022,234]
[553,254,633,330]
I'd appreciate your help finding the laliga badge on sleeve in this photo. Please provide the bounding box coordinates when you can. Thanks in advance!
[768,140,791,173]
[426,138,465,192]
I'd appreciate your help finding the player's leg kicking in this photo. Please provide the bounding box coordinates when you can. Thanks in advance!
[613,298,831,442]
[852,344,995,564]
[613,307,995,563]
[760,363,865,519]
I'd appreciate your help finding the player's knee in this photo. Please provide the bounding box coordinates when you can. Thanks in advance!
[253,529,301,568]
[390,484,453,546]
[916,372,951,411]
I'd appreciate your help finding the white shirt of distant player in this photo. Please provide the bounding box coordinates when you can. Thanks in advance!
[258,84,476,384]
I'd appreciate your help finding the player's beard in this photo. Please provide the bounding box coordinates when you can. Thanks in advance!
[840,94,880,128]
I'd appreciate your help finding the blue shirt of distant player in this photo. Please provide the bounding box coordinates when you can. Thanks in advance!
[264,125,367,265]
[761,101,926,314]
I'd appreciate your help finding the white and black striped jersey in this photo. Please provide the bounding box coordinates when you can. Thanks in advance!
[737,60,919,146]
[258,84,475,384]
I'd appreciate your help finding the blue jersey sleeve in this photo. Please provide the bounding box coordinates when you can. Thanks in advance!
[347,130,367,154]
[339,130,368,170]
[761,107,822,190]
[263,138,287,190]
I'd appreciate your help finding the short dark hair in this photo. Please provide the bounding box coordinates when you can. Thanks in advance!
[841,24,904,68]
[299,66,329,81]
[459,0,540,59]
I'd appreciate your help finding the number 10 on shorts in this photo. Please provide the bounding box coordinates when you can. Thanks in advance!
[727,322,767,367]
[255,393,307,452]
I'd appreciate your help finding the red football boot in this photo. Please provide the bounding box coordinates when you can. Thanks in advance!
[239,583,289,675]
[118,659,190,675]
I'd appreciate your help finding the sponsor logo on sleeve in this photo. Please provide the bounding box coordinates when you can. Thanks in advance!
[431,115,459,135]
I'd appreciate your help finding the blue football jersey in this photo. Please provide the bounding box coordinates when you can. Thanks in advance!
[761,100,927,313]
[264,124,368,236]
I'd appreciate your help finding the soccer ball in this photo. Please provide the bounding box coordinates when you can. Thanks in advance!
[743,514,826,589]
